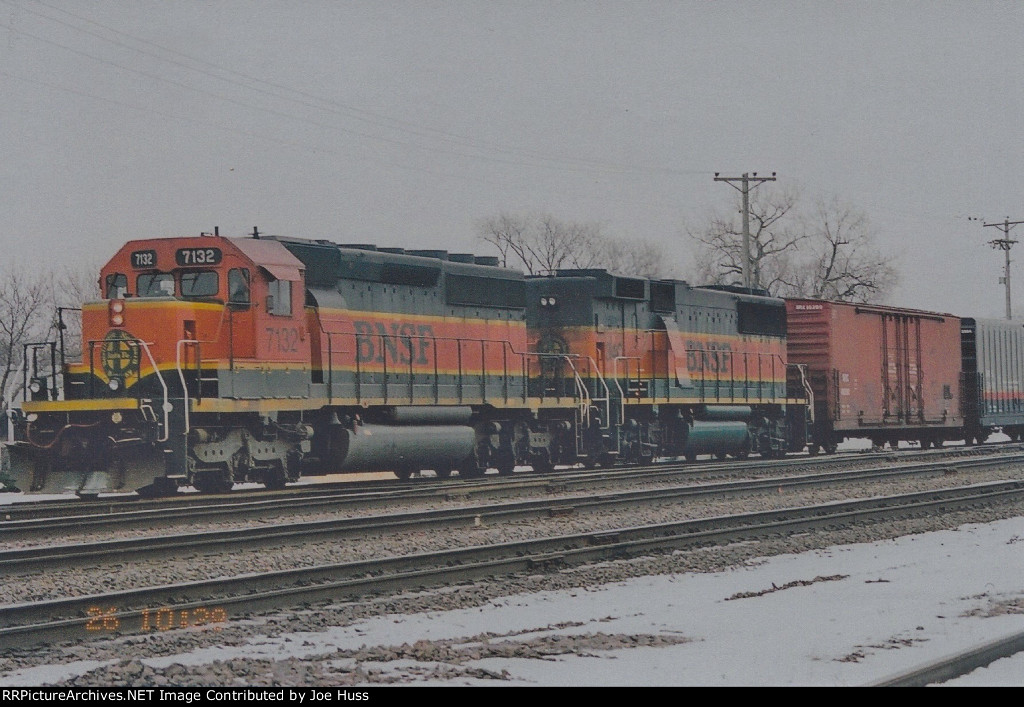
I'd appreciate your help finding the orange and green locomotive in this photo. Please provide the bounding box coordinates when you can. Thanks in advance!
[7,231,811,495]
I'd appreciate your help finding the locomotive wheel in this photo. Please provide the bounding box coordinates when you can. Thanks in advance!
[194,469,233,494]
[823,442,838,454]
[807,444,819,456]
[394,466,414,481]
[264,466,288,490]
[531,453,555,474]
[458,463,485,479]
[136,477,179,498]
[435,467,453,479]
[495,450,516,476]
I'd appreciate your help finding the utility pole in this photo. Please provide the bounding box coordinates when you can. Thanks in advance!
[983,218,1024,320]
[713,172,777,290]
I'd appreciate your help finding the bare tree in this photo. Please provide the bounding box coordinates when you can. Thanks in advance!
[690,183,804,293]
[779,196,898,302]
[0,270,53,413]
[479,213,675,279]
[592,237,670,280]
[690,187,898,302]
[0,263,98,421]
[478,213,604,275]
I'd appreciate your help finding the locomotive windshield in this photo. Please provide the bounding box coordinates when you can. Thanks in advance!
[137,272,175,297]
[105,273,127,299]
[180,270,219,299]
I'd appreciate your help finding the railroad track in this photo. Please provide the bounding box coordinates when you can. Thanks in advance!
[4,452,1022,573]
[3,444,1015,536]
[2,479,1023,650]
[2,441,1007,524]
[872,630,1024,686]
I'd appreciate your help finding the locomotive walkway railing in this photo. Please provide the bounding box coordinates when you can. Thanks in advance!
[320,330,532,406]
[315,328,616,414]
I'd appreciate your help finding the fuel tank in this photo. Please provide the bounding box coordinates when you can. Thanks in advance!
[329,423,475,472]
[680,420,751,456]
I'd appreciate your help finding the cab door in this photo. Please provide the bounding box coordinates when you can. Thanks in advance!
[226,267,256,361]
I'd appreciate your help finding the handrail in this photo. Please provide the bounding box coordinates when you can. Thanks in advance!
[175,338,200,434]
[611,356,637,423]
[582,355,611,429]
[137,340,172,443]
[793,363,814,423]
[560,356,592,434]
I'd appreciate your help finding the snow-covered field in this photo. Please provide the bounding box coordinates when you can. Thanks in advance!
[2,514,1022,686]
[3,437,1022,686]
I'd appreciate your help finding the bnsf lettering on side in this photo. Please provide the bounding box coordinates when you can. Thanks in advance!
[685,341,732,374]
[355,321,434,364]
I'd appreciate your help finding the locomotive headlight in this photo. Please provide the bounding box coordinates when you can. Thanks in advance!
[108,377,122,392]
[26,413,38,422]
[109,299,126,326]
[540,297,549,306]
[549,296,556,306]
[111,412,123,424]
[28,380,41,394]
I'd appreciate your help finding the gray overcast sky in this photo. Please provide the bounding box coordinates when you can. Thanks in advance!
[2,0,1023,318]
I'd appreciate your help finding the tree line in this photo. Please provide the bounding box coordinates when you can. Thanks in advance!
[479,186,898,302]
[0,267,91,421]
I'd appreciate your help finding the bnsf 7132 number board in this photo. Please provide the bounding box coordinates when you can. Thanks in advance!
[175,247,222,266]
[130,250,157,268]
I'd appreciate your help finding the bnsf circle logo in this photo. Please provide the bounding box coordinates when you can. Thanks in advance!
[100,329,141,380]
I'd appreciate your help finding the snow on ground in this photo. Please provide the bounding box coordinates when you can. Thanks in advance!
[2,514,1023,686]
[3,435,1022,685]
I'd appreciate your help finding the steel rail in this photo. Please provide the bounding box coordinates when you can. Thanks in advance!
[871,630,1024,686]
[3,446,1019,537]
[3,440,1010,523]
[1,454,1019,574]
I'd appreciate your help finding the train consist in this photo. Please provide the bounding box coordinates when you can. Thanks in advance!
[4,230,1023,496]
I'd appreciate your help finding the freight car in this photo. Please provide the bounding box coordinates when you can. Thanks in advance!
[960,317,1024,443]
[785,299,964,451]
[5,231,812,495]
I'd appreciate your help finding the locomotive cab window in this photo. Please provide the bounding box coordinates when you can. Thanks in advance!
[180,270,219,299]
[228,268,250,305]
[267,278,292,316]
[137,272,175,298]
[105,273,127,299]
